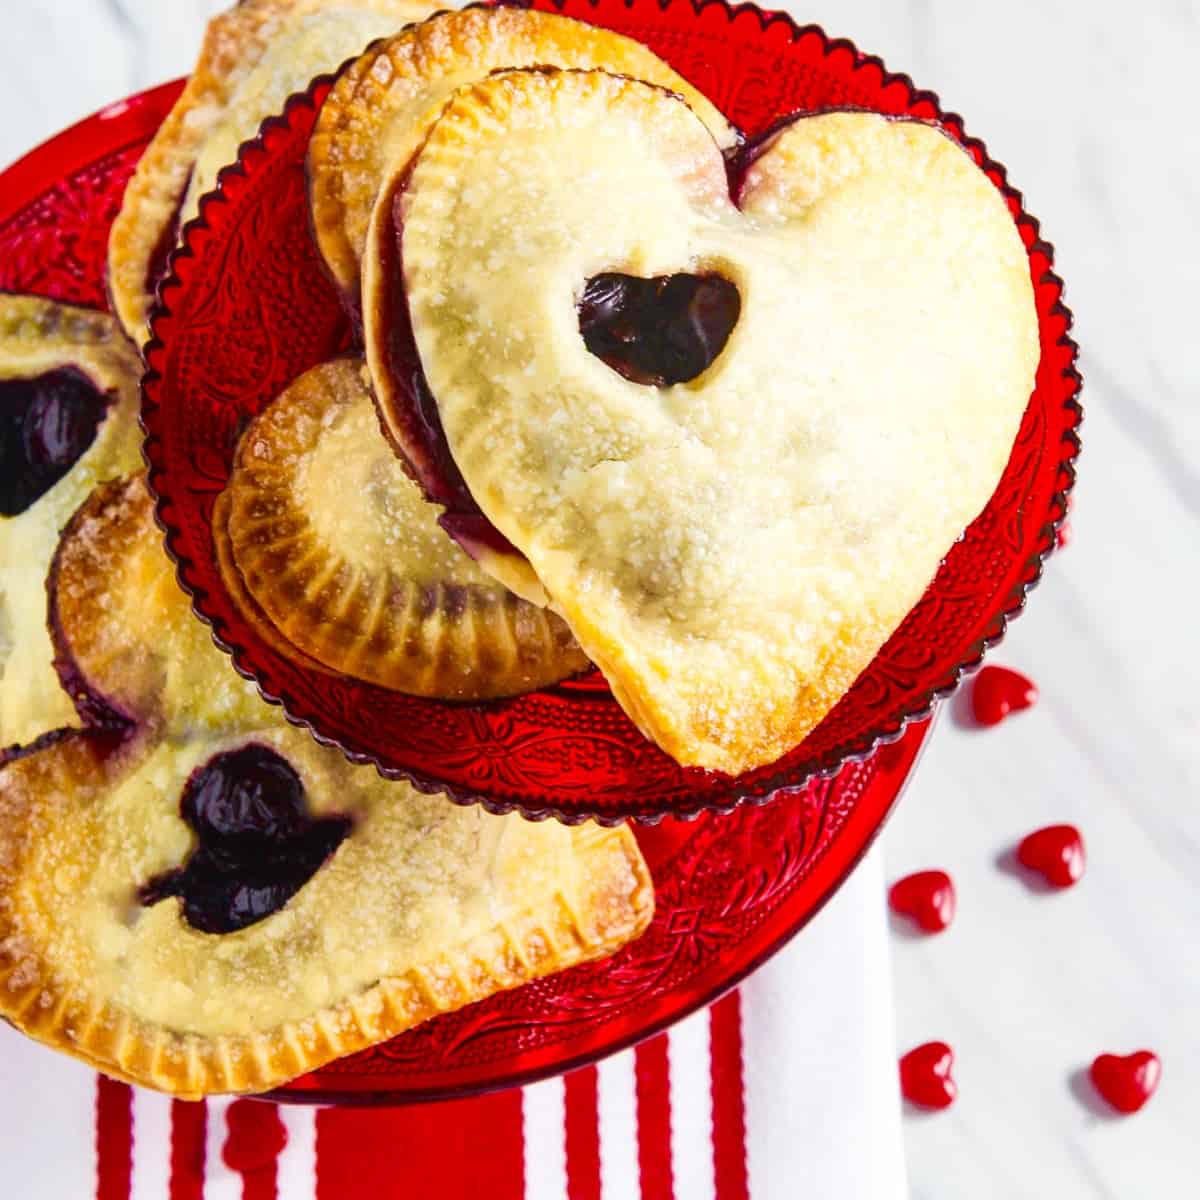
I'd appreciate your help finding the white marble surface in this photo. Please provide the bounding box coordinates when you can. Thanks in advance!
[1,1,1197,1197]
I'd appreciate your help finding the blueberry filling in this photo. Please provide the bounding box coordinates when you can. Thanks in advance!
[578,272,741,387]
[382,179,523,563]
[0,368,110,516]
[140,745,351,934]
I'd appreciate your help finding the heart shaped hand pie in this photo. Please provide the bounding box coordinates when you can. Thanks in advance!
[373,70,1038,775]
[0,722,650,1098]
[1,295,142,748]
[310,6,735,308]
[0,473,652,1096]
[215,358,588,697]
[107,0,434,347]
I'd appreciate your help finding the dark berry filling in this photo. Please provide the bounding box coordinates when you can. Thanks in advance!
[140,745,351,934]
[383,180,474,512]
[578,272,741,387]
[0,368,110,516]
[381,178,522,563]
[378,115,834,555]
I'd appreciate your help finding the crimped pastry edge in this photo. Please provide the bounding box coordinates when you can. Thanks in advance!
[106,0,434,348]
[219,359,590,698]
[0,729,653,1098]
[394,72,1040,775]
[309,4,738,301]
[142,0,1082,822]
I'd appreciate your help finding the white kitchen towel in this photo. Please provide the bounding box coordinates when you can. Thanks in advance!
[0,848,903,1199]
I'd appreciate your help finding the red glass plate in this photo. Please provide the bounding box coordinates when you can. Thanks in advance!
[0,75,928,1107]
[142,0,1080,824]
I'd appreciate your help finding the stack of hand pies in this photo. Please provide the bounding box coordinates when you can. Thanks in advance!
[0,0,1037,1097]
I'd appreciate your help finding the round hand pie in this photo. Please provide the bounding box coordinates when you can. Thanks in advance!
[370,69,1039,775]
[0,473,652,1097]
[216,358,588,697]
[309,5,736,309]
[107,0,434,348]
[0,295,142,749]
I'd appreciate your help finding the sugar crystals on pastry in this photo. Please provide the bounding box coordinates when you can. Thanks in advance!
[216,358,589,698]
[0,472,653,1097]
[107,0,435,348]
[50,475,265,737]
[309,5,737,310]
[369,69,1039,775]
[0,295,142,748]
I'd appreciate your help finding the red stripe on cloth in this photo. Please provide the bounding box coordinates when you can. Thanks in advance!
[224,1101,287,1200]
[95,1077,133,1200]
[315,1089,523,1200]
[242,1167,278,1200]
[710,994,749,1200]
[636,1037,675,1200]
[169,1102,206,1200]
[564,1067,602,1200]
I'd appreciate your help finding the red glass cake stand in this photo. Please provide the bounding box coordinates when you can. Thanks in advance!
[0,0,1078,1105]
[141,0,1081,826]
[0,61,934,1110]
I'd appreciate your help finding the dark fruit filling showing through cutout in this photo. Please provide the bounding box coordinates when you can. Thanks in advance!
[379,110,850,560]
[0,368,110,516]
[578,272,741,387]
[377,119,800,560]
[140,745,351,934]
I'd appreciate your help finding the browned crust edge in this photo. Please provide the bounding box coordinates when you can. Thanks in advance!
[0,731,653,1098]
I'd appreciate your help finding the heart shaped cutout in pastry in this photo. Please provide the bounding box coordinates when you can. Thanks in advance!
[367,69,1039,775]
[1,473,652,1097]
[1,295,142,749]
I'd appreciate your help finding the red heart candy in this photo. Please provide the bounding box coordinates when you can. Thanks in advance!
[1090,1051,1161,1114]
[223,1099,288,1174]
[899,1041,957,1110]
[971,665,1038,726]
[1017,824,1085,888]
[889,870,956,933]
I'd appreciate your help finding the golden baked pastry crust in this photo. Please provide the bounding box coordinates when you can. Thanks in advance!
[0,724,652,1099]
[212,489,340,679]
[393,71,1039,775]
[218,358,589,697]
[51,476,266,735]
[0,472,652,1098]
[309,5,737,304]
[0,296,142,748]
[107,0,435,349]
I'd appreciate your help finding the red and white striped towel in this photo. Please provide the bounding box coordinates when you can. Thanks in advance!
[1,851,903,1199]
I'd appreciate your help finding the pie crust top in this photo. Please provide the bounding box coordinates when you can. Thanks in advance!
[389,70,1039,775]
[217,358,588,697]
[51,475,266,737]
[107,0,434,349]
[0,473,652,1098]
[309,5,737,305]
[0,295,143,749]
